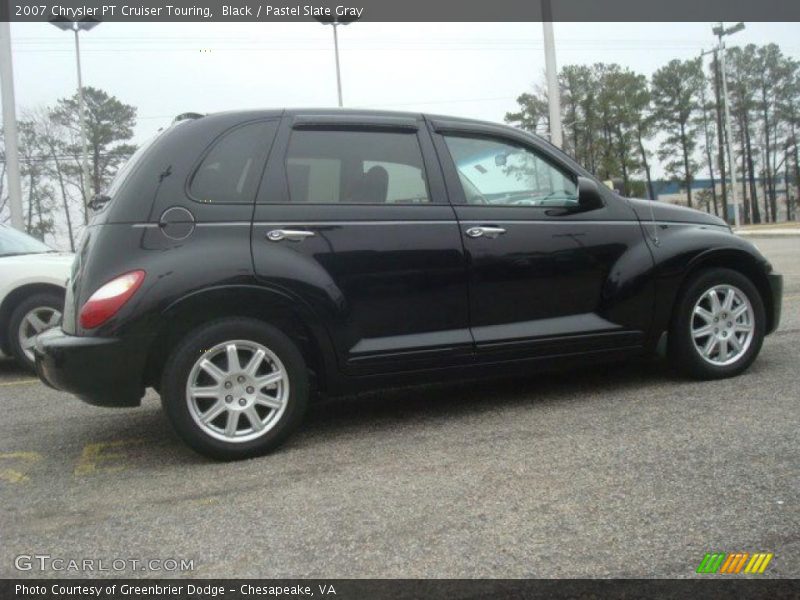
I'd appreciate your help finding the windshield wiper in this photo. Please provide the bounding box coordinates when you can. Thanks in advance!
[88,193,111,210]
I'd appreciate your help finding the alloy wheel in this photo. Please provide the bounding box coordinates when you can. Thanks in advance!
[690,284,755,367]
[185,340,289,443]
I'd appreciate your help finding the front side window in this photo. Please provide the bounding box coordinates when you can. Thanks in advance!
[190,121,276,204]
[443,135,578,207]
[284,130,430,204]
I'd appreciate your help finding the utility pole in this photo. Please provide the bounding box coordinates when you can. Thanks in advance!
[699,49,719,216]
[713,22,745,229]
[541,0,562,147]
[0,21,24,231]
[719,42,739,228]
[709,50,729,215]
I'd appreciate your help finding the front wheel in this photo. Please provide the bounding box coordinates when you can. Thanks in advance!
[160,318,309,460]
[668,268,765,380]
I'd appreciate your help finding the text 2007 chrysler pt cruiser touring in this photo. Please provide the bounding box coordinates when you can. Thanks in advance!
[35,109,783,460]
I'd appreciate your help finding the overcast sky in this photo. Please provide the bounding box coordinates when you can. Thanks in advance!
[7,21,800,174]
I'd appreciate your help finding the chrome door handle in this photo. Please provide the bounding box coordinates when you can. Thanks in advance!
[266,229,315,242]
[465,226,506,239]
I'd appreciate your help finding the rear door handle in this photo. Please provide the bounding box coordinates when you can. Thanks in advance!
[266,229,315,242]
[465,226,507,239]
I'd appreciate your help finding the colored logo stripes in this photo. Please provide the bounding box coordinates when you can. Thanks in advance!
[696,552,773,574]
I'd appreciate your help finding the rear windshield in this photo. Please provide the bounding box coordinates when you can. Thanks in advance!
[104,128,164,198]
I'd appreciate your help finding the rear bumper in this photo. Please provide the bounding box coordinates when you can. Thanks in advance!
[34,328,147,407]
[766,272,783,335]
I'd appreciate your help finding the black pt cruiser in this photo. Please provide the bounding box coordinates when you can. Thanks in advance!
[35,109,783,460]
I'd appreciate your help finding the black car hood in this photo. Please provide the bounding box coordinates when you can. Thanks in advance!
[626,197,728,228]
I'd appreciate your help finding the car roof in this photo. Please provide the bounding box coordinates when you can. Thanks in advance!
[190,107,524,134]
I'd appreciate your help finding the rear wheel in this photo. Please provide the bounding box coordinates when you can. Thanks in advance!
[668,268,765,379]
[160,318,309,460]
[8,292,63,371]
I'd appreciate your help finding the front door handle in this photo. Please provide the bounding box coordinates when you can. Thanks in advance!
[465,226,507,239]
[266,229,315,242]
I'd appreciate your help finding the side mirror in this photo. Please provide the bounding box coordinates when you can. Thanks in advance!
[577,176,604,211]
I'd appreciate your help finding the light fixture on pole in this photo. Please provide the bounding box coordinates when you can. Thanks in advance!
[712,21,744,228]
[313,14,359,108]
[50,17,99,211]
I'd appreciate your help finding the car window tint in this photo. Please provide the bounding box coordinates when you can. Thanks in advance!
[443,135,578,208]
[284,130,430,204]
[190,121,276,204]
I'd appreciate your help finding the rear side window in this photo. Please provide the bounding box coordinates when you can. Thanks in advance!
[190,121,277,204]
[283,130,430,204]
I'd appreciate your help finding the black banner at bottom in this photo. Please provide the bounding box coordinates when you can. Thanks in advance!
[3,579,800,600]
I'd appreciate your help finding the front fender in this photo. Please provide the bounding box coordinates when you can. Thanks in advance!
[647,224,774,339]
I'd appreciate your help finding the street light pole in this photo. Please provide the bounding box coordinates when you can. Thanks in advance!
[331,23,343,107]
[51,18,99,215]
[73,25,92,210]
[314,14,358,108]
[713,22,744,228]
[541,0,562,148]
[0,20,24,231]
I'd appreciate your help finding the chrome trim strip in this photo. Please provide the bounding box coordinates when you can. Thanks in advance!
[459,220,641,226]
[253,220,455,226]
[131,219,708,228]
[253,220,641,226]
[131,222,251,228]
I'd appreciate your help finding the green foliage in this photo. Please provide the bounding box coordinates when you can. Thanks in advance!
[1,87,138,249]
[506,62,652,196]
[505,91,549,137]
[50,86,138,199]
[17,120,56,240]
[504,44,800,220]
[651,58,704,206]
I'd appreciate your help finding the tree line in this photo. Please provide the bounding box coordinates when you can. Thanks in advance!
[505,43,800,224]
[0,87,137,250]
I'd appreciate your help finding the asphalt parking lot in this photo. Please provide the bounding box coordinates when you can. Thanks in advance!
[1,236,798,579]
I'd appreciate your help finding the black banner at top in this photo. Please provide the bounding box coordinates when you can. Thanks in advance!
[3,0,800,22]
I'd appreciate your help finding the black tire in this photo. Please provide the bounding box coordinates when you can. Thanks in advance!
[160,318,309,460]
[7,292,64,372]
[668,268,765,380]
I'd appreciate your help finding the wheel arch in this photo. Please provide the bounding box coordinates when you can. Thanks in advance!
[669,248,775,334]
[0,283,65,354]
[142,285,338,395]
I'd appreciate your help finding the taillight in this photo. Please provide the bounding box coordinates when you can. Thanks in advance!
[79,270,145,329]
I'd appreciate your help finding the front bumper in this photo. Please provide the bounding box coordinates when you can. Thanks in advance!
[767,272,783,335]
[34,328,147,407]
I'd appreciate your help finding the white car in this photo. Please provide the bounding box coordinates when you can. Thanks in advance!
[0,225,73,370]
